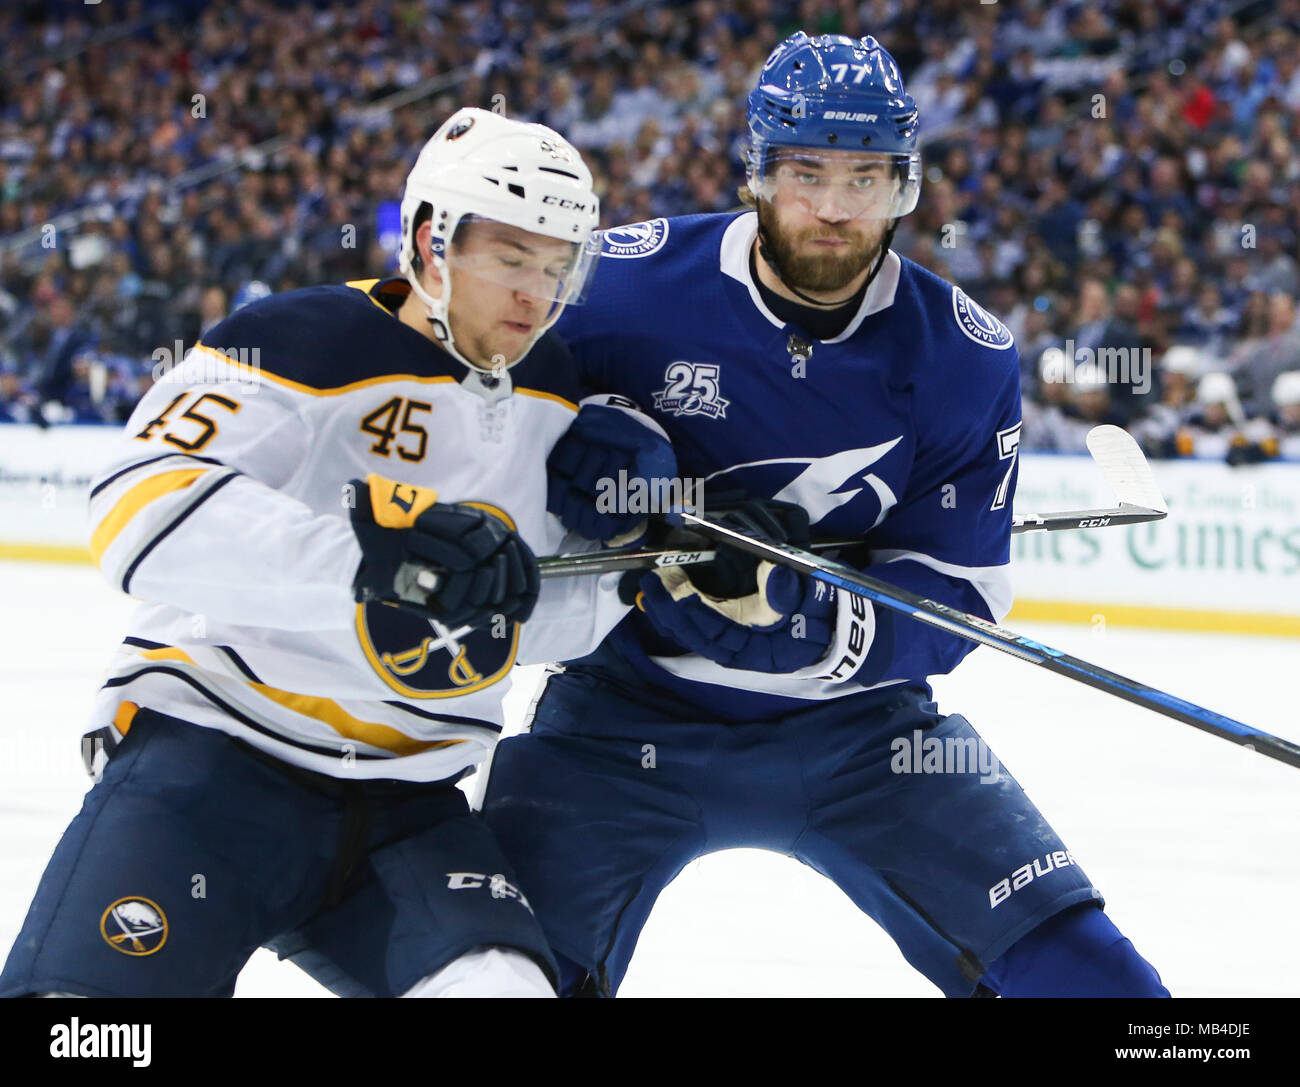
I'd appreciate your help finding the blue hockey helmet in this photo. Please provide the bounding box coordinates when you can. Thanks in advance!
[745,33,922,220]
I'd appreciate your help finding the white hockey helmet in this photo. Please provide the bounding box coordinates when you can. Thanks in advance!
[1197,371,1237,405]
[1272,370,1300,408]
[399,107,601,374]
[1161,345,1204,377]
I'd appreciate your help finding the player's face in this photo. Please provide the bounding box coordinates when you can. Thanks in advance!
[758,150,898,293]
[442,220,583,367]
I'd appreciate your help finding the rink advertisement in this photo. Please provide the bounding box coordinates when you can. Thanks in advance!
[2,425,1298,633]
[1010,452,1300,635]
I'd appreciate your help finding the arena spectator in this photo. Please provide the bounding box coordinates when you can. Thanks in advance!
[0,0,1295,466]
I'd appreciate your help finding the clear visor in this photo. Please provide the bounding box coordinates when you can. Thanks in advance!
[749,148,922,221]
[443,219,602,308]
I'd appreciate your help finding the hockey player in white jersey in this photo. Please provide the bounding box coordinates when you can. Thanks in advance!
[0,108,675,998]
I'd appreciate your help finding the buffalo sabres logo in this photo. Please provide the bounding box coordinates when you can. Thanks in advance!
[356,501,519,697]
[100,897,168,956]
[357,605,518,698]
[444,117,474,141]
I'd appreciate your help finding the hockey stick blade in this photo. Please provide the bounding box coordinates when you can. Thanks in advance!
[680,510,1300,771]
[1086,424,1168,513]
[1010,502,1165,534]
[1011,425,1167,534]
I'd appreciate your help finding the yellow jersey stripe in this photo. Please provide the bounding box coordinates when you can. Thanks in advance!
[89,468,210,566]
[114,701,140,736]
[344,278,393,314]
[192,343,460,397]
[135,646,464,756]
[190,344,577,410]
[515,387,579,412]
[0,543,92,564]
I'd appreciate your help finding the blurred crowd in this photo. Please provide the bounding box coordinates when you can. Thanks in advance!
[1,0,1298,461]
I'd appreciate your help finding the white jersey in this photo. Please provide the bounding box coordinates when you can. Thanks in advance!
[84,277,634,782]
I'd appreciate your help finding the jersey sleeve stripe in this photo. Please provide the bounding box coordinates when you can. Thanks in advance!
[120,472,239,594]
[216,644,264,684]
[89,453,225,501]
[89,467,213,566]
[869,547,1014,621]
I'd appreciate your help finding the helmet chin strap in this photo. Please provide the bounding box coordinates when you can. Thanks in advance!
[400,253,508,378]
[755,205,899,308]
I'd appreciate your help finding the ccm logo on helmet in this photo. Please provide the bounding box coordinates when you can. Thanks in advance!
[822,111,878,122]
[542,195,590,211]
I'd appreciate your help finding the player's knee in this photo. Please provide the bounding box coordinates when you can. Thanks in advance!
[981,903,1170,998]
[402,947,556,998]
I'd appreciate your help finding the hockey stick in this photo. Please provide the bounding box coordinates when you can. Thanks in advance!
[536,425,1167,579]
[679,509,1300,771]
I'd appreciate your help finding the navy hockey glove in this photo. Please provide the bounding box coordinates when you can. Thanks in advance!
[678,496,813,599]
[636,558,836,673]
[547,396,677,544]
[626,499,834,673]
[349,474,539,629]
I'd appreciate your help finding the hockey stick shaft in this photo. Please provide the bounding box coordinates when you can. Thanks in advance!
[680,511,1300,770]
[536,500,1165,579]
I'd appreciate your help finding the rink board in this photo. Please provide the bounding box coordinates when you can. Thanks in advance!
[2,424,1298,634]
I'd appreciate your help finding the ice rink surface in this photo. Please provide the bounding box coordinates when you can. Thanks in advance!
[1,560,1296,997]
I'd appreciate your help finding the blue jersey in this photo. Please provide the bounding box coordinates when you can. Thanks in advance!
[556,213,1022,721]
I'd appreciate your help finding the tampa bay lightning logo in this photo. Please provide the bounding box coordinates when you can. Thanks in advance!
[705,439,905,528]
[952,288,1014,350]
[652,361,728,419]
[602,219,670,259]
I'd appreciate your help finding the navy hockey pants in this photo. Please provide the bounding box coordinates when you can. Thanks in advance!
[0,709,554,997]
[482,667,1165,997]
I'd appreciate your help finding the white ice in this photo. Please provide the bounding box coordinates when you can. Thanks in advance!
[1,560,1296,997]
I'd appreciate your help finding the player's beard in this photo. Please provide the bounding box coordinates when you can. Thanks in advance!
[758,201,887,295]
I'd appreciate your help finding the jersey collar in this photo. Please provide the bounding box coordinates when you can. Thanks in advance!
[719,211,900,343]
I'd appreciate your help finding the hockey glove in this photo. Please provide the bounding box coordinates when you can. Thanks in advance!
[636,558,836,673]
[625,498,833,673]
[678,496,813,599]
[349,475,539,630]
[547,395,677,545]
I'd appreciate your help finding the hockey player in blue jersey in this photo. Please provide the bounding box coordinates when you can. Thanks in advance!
[481,34,1169,997]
